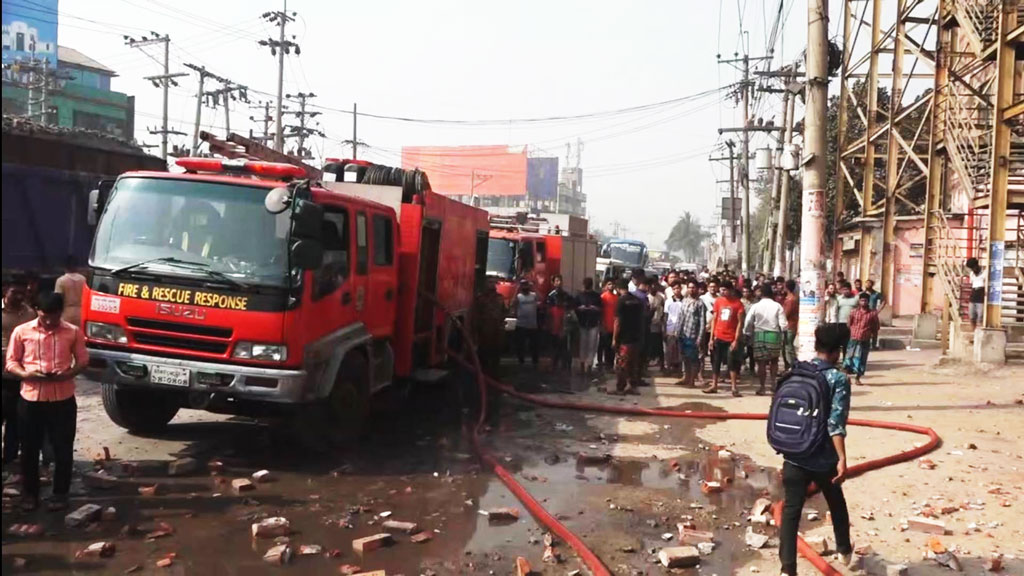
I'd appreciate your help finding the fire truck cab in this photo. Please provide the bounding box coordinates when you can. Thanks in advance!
[83,157,489,435]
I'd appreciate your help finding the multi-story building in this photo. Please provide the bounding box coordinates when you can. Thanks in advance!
[2,46,135,138]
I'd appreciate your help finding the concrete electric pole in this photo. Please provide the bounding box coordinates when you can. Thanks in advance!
[260,1,299,152]
[797,0,830,359]
[126,33,186,160]
[283,92,322,160]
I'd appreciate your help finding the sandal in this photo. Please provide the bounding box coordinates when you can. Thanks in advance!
[701,386,719,394]
[755,388,767,396]
[731,390,742,397]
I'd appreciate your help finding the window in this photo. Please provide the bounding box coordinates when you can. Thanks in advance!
[372,214,394,266]
[519,241,535,272]
[312,208,350,300]
[355,212,368,275]
[535,240,547,263]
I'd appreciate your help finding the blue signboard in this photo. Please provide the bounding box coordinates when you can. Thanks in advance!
[2,0,59,68]
[527,157,558,201]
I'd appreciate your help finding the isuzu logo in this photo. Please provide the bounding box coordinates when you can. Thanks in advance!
[156,303,207,320]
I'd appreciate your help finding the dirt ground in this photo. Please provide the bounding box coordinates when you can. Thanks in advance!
[1,348,1022,576]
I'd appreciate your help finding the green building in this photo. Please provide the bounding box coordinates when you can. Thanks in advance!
[2,46,134,138]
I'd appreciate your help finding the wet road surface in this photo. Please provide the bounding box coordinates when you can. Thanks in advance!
[1,367,786,575]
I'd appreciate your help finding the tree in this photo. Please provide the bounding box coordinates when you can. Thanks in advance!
[665,212,709,262]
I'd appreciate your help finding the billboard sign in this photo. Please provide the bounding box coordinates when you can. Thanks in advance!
[527,157,558,201]
[2,0,59,69]
[402,145,527,197]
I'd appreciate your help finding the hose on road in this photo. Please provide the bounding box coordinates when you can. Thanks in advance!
[432,295,941,576]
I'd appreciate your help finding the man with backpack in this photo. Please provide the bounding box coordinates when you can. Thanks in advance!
[768,323,854,576]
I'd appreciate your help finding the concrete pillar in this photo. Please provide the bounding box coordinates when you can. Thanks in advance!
[972,328,1007,365]
[913,313,938,341]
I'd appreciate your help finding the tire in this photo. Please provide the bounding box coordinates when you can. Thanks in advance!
[101,384,180,433]
[324,352,370,441]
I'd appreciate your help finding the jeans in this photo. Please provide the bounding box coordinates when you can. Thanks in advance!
[2,377,20,464]
[780,461,852,575]
[598,332,614,368]
[21,397,77,500]
[578,327,600,369]
[515,327,540,365]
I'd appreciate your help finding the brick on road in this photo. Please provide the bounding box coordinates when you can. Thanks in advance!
[352,533,393,553]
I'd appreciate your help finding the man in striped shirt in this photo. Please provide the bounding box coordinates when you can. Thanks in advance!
[5,292,88,511]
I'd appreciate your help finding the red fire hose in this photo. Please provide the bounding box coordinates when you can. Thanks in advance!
[436,297,941,576]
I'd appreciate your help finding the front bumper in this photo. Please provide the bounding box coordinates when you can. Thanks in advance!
[89,348,310,404]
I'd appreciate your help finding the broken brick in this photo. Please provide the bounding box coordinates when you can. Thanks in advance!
[804,535,829,554]
[252,469,272,483]
[700,481,723,494]
[381,520,419,534]
[82,471,119,490]
[156,557,173,568]
[65,503,104,528]
[480,507,520,522]
[918,458,937,470]
[297,544,322,555]
[542,545,562,564]
[658,546,701,568]
[262,544,292,565]
[351,533,393,553]
[137,485,159,497]
[750,498,772,517]
[101,507,117,521]
[410,532,433,543]
[908,516,946,535]
[337,565,362,575]
[7,524,44,537]
[231,478,255,494]
[677,525,714,544]
[516,556,534,576]
[167,457,200,476]
[207,460,225,475]
[987,553,1004,572]
[576,452,612,465]
[252,517,291,539]
[75,541,116,559]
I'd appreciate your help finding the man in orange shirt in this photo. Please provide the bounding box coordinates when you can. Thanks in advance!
[782,279,800,370]
[598,279,619,370]
[703,280,746,397]
[5,292,89,511]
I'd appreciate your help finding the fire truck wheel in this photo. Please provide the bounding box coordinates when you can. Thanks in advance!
[102,384,180,433]
[326,352,370,440]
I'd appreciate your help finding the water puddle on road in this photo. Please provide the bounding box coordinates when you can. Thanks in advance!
[2,377,785,575]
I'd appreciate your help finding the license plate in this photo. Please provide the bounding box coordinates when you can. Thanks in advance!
[150,365,190,387]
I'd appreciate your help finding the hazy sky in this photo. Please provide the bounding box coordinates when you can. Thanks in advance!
[51,0,817,249]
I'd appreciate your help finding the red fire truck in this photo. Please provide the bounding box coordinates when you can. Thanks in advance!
[486,214,597,315]
[82,156,489,435]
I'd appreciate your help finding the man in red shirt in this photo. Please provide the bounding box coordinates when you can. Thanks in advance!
[703,280,746,397]
[782,279,800,370]
[598,279,619,370]
[5,292,88,511]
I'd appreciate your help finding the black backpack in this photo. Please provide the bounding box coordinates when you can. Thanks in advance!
[767,361,831,459]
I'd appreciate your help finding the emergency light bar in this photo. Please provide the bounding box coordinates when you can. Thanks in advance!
[176,157,306,179]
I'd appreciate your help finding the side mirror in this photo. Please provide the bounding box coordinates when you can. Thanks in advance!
[88,179,115,226]
[290,198,324,240]
[265,187,292,214]
[290,239,324,270]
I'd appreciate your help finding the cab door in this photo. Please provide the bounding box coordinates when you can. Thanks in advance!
[350,210,370,327]
[365,211,398,337]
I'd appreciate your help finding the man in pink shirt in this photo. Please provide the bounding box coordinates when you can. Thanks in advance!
[5,292,88,511]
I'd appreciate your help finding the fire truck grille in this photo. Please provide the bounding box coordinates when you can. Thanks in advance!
[127,318,233,339]
[133,333,230,355]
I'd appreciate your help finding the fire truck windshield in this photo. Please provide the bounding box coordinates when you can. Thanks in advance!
[91,177,291,288]
[486,238,517,279]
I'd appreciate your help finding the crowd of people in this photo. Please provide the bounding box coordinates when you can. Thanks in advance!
[472,265,887,396]
[2,259,89,512]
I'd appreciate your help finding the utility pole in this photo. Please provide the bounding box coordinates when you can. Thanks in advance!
[718,54,773,276]
[249,101,275,142]
[797,0,829,359]
[352,102,358,159]
[260,2,299,152]
[127,33,186,160]
[710,143,741,269]
[206,83,249,135]
[283,92,321,159]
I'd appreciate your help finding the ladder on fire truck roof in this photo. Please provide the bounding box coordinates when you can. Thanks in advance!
[199,131,322,180]
[488,213,588,238]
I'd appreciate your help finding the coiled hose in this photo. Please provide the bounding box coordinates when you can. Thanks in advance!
[427,294,941,576]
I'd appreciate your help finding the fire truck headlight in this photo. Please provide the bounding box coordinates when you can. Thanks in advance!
[233,342,287,362]
[86,322,128,344]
